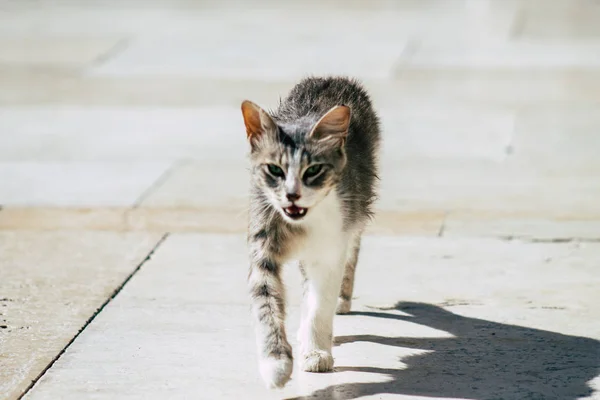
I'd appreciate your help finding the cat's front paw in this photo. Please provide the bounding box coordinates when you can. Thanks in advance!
[300,350,334,372]
[259,354,293,389]
[336,297,352,314]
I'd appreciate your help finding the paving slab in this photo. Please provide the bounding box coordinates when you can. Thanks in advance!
[91,35,406,81]
[400,40,600,69]
[516,0,600,39]
[0,5,168,37]
[3,206,600,242]
[0,107,246,162]
[386,70,600,109]
[126,208,445,237]
[3,71,600,108]
[445,212,600,241]
[23,234,600,400]
[84,3,514,80]
[0,1,516,39]
[0,37,122,68]
[512,109,600,171]
[378,159,600,215]
[0,74,297,107]
[0,208,128,231]
[0,207,444,237]
[139,161,249,208]
[1,106,514,163]
[0,231,163,400]
[379,108,515,162]
[0,162,171,206]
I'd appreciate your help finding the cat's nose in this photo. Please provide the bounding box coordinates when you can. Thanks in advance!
[286,192,301,202]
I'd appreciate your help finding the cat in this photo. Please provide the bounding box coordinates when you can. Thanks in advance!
[241,76,381,389]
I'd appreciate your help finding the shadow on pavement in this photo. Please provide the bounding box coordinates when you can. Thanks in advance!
[288,302,600,400]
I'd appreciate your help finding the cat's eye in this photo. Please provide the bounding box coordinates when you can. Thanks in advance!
[266,164,285,177]
[304,164,323,178]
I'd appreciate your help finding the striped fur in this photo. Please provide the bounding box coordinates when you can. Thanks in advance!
[243,76,380,388]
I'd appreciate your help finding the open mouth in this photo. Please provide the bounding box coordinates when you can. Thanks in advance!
[283,205,308,220]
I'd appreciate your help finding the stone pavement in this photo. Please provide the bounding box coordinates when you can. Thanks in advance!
[0,1,599,399]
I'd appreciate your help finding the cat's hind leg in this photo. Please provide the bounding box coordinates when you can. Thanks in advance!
[336,233,362,315]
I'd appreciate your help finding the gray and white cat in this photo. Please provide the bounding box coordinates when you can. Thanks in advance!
[241,76,381,389]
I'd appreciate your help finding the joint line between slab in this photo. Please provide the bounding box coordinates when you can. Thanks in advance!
[437,212,448,237]
[89,37,131,68]
[390,37,420,76]
[498,235,600,244]
[132,160,186,208]
[17,232,170,400]
[508,8,527,39]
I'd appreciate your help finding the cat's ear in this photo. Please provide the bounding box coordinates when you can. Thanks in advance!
[241,100,277,147]
[309,105,351,146]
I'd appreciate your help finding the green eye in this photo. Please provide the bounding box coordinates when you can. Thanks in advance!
[267,164,285,177]
[304,164,323,178]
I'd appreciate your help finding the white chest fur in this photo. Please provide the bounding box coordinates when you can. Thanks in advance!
[290,191,348,270]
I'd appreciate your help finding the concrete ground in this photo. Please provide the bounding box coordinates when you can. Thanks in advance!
[0,1,599,399]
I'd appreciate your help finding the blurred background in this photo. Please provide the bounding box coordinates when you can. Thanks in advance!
[1,1,600,399]
[0,0,599,237]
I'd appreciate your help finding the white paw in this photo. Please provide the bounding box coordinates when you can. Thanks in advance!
[259,355,293,389]
[300,350,334,372]
[336,297,352,314]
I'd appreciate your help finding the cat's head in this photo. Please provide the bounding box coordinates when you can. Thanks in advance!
[241,100,350,224]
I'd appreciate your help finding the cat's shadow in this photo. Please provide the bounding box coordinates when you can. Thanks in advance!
[287,302,600,400]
